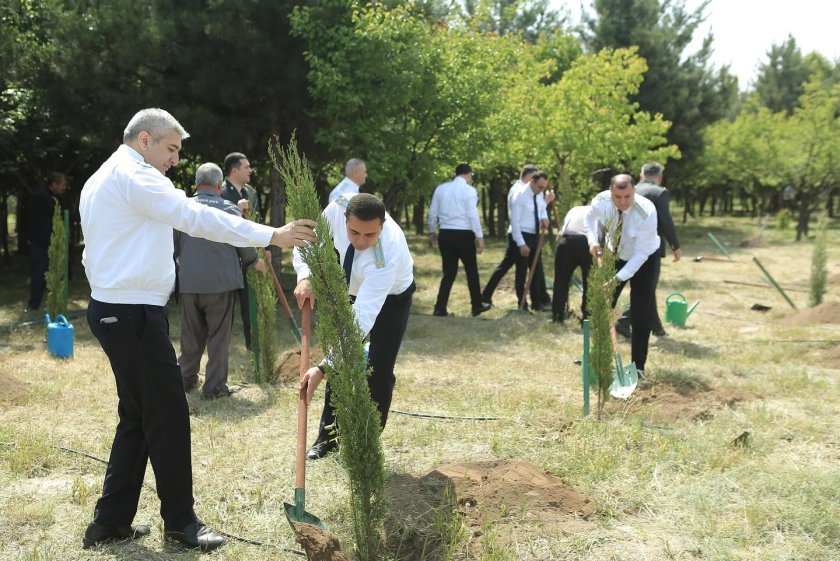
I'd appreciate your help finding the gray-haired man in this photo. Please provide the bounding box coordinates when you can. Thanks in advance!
[80,108,315,552]
[328,158,368,203]
[176,163,266,399]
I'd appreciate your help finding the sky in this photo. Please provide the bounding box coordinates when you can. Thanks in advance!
[553,0,840,88]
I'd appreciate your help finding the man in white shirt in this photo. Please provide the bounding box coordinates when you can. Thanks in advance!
[427,163,490,317]
[585,174,660,375]
[552,205,592,324]
[482,168,554,310]
[79,108,316,552]
[293,193,415,460]
[327,158,367,203]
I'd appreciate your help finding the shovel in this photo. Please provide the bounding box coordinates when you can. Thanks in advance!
[283,305,325,531]
[264,249,302,344]
[519,232,546,310]
[609,352,638,399]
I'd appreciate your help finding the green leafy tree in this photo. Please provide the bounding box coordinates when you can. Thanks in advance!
[272,136,386,561]
[44,200,67,319]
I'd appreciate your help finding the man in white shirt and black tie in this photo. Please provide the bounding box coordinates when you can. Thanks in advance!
[327,158,367,203]
[585,174,660,376]
[293,193,415,460]
[482,170,554,310]
[427,163,490,317]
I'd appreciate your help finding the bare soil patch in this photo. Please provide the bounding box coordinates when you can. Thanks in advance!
[739,235,767,248]
[627,378,752,422]
[828,272,840,284]
[782,301,840,326]
[275,345,324,383]
[293,522,350,561]
[386,460,595,560]
[0,369,27,405]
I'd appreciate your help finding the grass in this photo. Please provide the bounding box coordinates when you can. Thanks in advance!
[0,213,839,560]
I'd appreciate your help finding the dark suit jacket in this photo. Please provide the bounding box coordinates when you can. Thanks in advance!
[220,178,261,221]
[636,179,679,258]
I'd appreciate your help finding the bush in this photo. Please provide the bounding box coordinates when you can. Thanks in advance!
[808,225,827,308]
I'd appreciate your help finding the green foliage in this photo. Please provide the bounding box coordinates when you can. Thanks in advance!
[809,226,827,308]
[44,200,66,319]
[585,215,620,418]
[271,136,387,561]
[756,36,811,114]
[248,267,278,383]
[775,208,790,230]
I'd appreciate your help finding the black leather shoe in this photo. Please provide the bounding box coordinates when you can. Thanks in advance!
[164,521,225,552]
[306,439,338,460]
[471,302,491,317]
[83,521,150,548]
[652,326,668,337]
[432,309,450,317]
[614,321,632,339]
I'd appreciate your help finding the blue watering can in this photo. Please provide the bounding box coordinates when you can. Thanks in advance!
[664,293,700,327]
[45,314,74,358]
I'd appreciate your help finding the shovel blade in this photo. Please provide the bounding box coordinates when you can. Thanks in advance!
[283,501,325,531]
[609,361,639,400]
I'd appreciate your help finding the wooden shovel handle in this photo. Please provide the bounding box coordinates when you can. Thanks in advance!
[264,249,296,321]
[520,233,546,309]
[295,305,311,489]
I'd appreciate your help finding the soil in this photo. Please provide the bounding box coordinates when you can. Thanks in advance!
[739,235,767,248]
[293,522,350,561]
[828,273,840,284]
[626,378,752,422]
[275,345,324,383]
[782,301,840,326]
[0,369,27,406]
[385,460,595,560]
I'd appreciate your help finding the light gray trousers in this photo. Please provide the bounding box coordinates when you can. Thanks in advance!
[178,291,235,397]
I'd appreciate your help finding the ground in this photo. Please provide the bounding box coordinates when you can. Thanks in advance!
[0,214,838,561]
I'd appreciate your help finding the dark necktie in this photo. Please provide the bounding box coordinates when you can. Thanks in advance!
[343,242,355,286]
[614,210,624,250]
[533,192,539,233]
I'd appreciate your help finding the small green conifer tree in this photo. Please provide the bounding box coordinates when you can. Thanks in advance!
[270,135,386,560]
[249,266,278,382]
[44,201,68,319]
[809,225,827,308]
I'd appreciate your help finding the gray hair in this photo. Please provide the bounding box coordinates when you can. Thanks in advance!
[123,108,190,143]
[345,158,365,176]
[195,163,223,187]
[641,162,663,177]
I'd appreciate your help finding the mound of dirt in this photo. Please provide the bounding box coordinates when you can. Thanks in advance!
[386,460,595,560]
[783,301,840,326]
[0,369,27,406]
[628,379,751,422]
[293,523,349,561]
[275,345,324,383]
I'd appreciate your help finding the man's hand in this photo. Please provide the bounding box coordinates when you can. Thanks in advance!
[270,219,317,248]
[673,248,682,262]
[237,199,250,216]
[476,237,485,254]
[544,190,556,205]
[519,244,531,257]
[294,278,314,310]
[298,365,325,405]
[429,233,438,247]
[589,243,602,258]
[253,260,267,273]
[540,218,549,231]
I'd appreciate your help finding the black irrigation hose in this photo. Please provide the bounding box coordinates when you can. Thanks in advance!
[389,408,500,421]
[56,446,305,556]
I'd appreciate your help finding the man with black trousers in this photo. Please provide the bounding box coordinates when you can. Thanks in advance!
[585,174,659,376]
[614,162,681,338]
[293,193,415,460]
[79,108,316,552]
[26,172,68,311]
[552,205,592,323]
[219,151,259,350]
[428,163,490,317]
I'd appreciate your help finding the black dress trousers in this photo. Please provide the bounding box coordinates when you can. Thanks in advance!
[434,229,482,313]
[611,254,657,372]
[315,282,416,443]
[87,299,196,529]
[552,234,592,322]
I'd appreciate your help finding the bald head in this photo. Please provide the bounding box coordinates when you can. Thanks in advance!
[610,174,635,212]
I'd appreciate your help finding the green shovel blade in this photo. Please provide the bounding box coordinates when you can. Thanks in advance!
[283,488,325,531]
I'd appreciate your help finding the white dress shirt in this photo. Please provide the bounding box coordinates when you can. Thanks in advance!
[292,193,414,336]
[80,145,274,306]
[327,177,360,203]
[509,184,549,247]
[561,205,590,237]
[427,176,483,238]
[584,191,660,282]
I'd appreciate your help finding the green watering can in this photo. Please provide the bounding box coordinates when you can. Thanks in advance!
[664,292,700,327]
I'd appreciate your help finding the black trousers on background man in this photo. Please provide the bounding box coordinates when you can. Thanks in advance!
[315,282,415,444]
[611,254,657,372]
[482,233,542,308]
[433,229,482,314]
[552,234,592,323]
[28,243,49,309]
[87,299,196,529]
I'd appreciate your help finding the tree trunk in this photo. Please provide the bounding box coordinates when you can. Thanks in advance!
[827,188,836,218]
[795,195,810,241]
[412,197,425,235]
[0,192,9,266]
